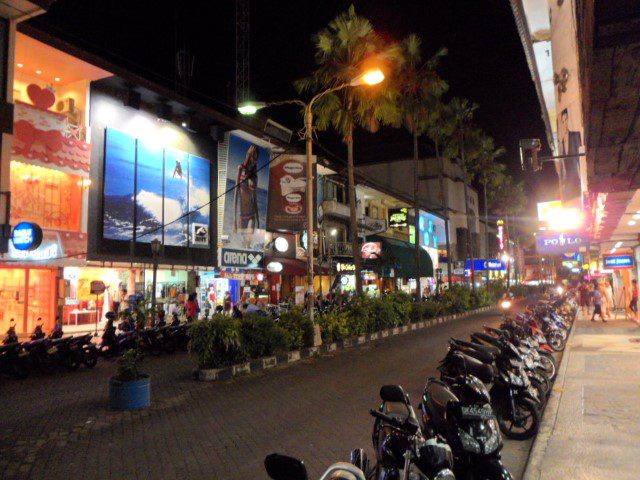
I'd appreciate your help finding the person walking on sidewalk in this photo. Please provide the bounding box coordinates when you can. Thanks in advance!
[591,283,607,322]
[578,280,590,316]
[629,279,639,323]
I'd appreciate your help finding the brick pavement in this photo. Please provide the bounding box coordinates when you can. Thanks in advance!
[0,309,531,480]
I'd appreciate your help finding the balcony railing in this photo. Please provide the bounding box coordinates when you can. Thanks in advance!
[325,241,353,257]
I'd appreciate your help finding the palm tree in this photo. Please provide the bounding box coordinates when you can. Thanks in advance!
[445,98,479,289]
[470,134,506,285]
[393,34,448,299]
[295,5,399,295]
[426,101,455,287]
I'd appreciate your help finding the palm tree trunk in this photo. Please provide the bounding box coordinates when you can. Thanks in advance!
[413,129,421,301]
[436,136,453,288]
[483,175,489,288]
[346,103,363,295]
[461,134,475,291]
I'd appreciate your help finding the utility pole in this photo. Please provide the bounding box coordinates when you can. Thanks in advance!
[235,0,250,105]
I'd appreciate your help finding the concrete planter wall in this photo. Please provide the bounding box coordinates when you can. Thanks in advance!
[195,305,497,382]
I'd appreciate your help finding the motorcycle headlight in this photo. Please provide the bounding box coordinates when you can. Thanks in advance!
[524,356,534,369]
[433,469,456,480]
[508,371,524,387]
[482,418,501,454]
[457,428,481,454]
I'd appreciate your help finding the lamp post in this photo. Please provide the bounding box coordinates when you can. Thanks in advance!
[238,68,384,334]
[150,238,162,315]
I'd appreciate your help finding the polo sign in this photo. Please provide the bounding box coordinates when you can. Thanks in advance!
[602,255,634,269]
[535,233,585,254]
[11,222,43,251]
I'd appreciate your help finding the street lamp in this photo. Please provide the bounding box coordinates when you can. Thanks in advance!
[150,238,162,316]
[238,68,384,336]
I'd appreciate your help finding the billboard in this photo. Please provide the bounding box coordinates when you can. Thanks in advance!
[221,134,269,266]
[103,129,136,241]
[266,154,309,232]
[103,128,211,248]
[536,233,585,254]
[465,259,506,271]
[537,200,562,223]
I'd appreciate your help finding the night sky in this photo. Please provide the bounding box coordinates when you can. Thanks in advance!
[29,0,549,177]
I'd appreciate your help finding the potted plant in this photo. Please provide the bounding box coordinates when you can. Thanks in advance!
[109,348,150,411]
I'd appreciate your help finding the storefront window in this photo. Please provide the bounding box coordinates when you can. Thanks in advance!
[10,161,83,231]
[0,268,56,335]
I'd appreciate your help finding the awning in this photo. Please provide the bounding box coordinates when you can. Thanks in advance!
[364,235,434,278]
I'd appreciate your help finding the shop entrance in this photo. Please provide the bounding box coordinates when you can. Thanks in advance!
[0,267,57,336]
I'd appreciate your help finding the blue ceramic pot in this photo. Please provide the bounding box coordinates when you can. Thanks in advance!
[109,374,150,411]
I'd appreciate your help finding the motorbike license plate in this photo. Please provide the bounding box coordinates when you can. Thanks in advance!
[460,406,495,420]
[47,346,57,354]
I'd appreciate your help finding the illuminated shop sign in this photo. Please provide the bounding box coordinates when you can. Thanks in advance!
[602,255,634,269]
[497,219,505,251]
[535,233,585,254]
[464,259,506,271]
[221,248,263,268]
[361,242,381,259]
[389,208,408,229]
[336,262,355,273]
[11,222,43,251]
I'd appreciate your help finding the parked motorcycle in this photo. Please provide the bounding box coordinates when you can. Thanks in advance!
[264,453,366,480]
[0,341,29,379]
[369,384,456,479]
[421,364,513,479]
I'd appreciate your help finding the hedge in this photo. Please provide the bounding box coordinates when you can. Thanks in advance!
[189,284,535,369]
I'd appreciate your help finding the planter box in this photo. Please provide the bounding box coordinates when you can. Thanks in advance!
[320,343,337,354]
[369,332,379,341]
[233,362,251,376]
[400,326,409,333]
[276,351,301,363]
[392,327,400,335]
[381,330,390,338]
[356,335,367,345]
[301,346,320,358]
[109,374,150,411]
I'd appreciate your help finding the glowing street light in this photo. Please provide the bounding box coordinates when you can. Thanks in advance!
[237,67,385,334]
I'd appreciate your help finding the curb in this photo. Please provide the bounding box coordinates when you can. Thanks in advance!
[194,305,498,382]
[522,311,579,480]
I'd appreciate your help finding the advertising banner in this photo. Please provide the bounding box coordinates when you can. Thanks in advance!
[536,233,585,254]
[389,208,409,229]
[266,154,312,232]
[361,242,381,259]
[221,134,269,267]
[464,259,506,271]
[602,255,634,269]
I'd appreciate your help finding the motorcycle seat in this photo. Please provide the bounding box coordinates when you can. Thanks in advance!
[0,342,20,353]
[471,332,502,347]
[450,344,495,364]
[445,351,495,384]
[451,338,500,356]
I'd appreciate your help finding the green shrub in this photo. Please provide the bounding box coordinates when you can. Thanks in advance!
[115,348,145,382]
[344,295,376,335]
[278,307,315,350]
[386,291,412,326]
[240,315,290,358]
[188,316,246,369]
[318,310,351,343]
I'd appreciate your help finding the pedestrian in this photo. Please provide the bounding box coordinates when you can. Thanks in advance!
[630,279,639,323]
[578,280,590,317]
[603,280,614,319]
[223,292,232,314]
[186,292,200,322]
[591,282,606,322]
[231,304,243,319]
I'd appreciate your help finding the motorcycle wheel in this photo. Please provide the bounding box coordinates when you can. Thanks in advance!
[548,332,566,352]
[37,354,57,374]
[163,336,176,354]
[538,353,557,381]
[63,353,81,371]
[11,359,30,379]
[497,398,540,440]
[82,348,99,368]
[530,377,549,403]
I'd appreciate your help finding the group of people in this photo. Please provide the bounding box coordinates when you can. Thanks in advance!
[577,278,640,323]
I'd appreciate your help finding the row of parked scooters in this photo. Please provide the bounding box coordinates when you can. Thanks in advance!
[263,293,577,480]
[0,312,192,379]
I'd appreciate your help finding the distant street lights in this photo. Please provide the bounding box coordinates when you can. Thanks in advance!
[238,68,384,334]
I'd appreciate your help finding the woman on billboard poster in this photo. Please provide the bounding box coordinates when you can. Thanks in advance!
[233,144,260,248]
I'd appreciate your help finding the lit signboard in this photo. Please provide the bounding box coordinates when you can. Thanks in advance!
[11,222,43,251]
[536,233,585,254]
[602,255,634,269]
[388,208,408,229]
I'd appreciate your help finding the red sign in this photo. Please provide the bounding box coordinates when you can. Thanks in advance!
[361,242,381,259]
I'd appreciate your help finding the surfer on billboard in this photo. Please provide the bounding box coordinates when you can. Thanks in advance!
[233,144,260,248]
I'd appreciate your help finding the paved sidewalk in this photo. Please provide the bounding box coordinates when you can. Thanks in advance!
[524,312,640,480]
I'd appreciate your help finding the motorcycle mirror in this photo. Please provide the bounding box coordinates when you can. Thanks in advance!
[379,385,407,404]
[264,454,308,480]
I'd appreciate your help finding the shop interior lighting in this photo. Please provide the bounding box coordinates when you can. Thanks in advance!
[17,63,23,68]
[611,248,617,253]
[181,121,187,128]
[614,241,623,248]
[35,69,42,74]
[628,220,636,226]
[55,77,61,82]
[633,214,640,220]
[330,228,338,236]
